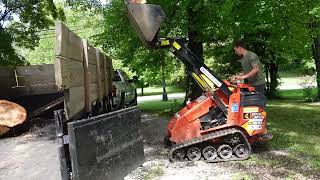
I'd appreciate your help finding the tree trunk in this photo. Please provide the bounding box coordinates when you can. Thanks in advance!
[265,60,270,93]
[185,30,204,100]
[268,58,279,97]
[184,7,204,101]
[312,37,320,99]
[265,53,279,98]
[141,86,144,96]
[161,60,168,101]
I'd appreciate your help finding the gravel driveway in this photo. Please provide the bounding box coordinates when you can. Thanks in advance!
[126,114,320,180]
[0,114,319,180]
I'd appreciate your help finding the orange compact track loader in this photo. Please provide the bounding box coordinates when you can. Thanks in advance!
[126,2,273,162]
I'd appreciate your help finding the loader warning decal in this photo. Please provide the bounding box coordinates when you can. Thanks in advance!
[248,113,263,130]
[200,67,222,87]
[242,112,264,134]
[231,103,239,112]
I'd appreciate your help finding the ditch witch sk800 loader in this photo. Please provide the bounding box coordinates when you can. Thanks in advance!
[126,2,273,162]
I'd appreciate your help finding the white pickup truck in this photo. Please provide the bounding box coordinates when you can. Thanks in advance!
[111,69,137,110]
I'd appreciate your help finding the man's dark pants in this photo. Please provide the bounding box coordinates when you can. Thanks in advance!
[254,84,266,95]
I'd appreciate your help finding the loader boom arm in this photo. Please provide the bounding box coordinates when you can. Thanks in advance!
[126,2,231,98]
[155,38,231,97]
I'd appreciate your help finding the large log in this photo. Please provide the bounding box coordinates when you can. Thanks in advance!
[0,100,27,135]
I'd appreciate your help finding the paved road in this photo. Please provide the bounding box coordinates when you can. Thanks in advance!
[138,93,185,102]
[137,79,313,103]
[0,121,60,180]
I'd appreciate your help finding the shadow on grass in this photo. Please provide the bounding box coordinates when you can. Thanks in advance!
[263,100,320,171]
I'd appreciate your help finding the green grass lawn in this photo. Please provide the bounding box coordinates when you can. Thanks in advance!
[267,99,320,169]
[137,86,184,96]
[279,88,318,100]
[138,89,320,170]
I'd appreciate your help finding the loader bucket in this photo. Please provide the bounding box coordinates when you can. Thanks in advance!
[127,3,166,47]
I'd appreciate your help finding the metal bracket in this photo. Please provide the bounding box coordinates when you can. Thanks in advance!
[57,133,69,145]
[54,109,71,180]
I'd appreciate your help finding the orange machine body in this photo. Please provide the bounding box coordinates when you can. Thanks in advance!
[167,82,268,145]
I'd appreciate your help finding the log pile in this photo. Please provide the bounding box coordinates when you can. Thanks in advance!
[0,100,27,135]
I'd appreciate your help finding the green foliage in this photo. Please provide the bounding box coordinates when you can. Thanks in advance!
[20,1,105,65]
[0,0,65,66]
[0,29,26,66]
[8,0,320,97]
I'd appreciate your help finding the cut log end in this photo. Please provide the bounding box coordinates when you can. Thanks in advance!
[0,125,10,136]
[0,100,27,129]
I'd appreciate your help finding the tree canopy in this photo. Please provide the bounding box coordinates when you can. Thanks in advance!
[2,0,320,98]
[0,0,65,66]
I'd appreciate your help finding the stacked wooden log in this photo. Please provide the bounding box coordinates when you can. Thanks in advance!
[0,100,27,135]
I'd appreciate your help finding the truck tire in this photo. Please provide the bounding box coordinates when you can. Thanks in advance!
[104,96,112,112]
[132,90,138,106]
[120,92,125,109]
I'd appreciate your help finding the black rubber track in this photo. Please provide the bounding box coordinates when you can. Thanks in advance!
[168,128,251,163]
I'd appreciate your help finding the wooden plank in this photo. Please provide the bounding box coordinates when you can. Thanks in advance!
[54,58,84,89]
[0,67,16,97]
[102,55,108,97]
[55,22,83,62]
[95,49,103,102]
[83,39,91,113]
[106,56,113,95]
[14,64,55,87]
[99,54,106,98]
[87,64,97,84]
[86,43,97,65]
[0,66,16,88]
[12,84,59,96]
[89,83,98,105]
[15,64,54,76]
[63,83,98,120]
[64,86,85,120]
[17,75,55,86]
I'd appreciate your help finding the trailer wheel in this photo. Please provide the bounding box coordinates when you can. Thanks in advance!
[104,96,112,112]
[120,92,125,109]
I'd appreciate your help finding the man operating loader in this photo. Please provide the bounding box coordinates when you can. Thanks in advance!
[232,41,266,94]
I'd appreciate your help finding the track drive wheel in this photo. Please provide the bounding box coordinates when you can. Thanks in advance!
[172,149,185,161]
[217,144,233,159]
[187,147,202,161]
[202,146,217,160]
[233,144,249,158]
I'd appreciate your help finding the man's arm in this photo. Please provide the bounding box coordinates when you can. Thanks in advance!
[236,54,260,80]
[239,65,259,80]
